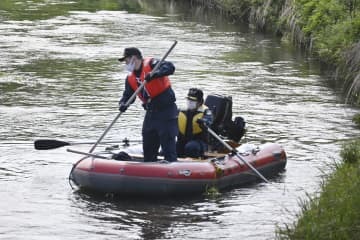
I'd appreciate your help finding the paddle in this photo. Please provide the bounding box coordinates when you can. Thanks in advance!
[205,125,270,183]
[88,40,178,154]
[34,138,142,150]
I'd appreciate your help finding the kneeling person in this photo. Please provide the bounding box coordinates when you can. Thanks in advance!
[176,88,212,158]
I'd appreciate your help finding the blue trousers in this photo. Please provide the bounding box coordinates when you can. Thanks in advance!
[142,105,178,162]
[184,140,207,158]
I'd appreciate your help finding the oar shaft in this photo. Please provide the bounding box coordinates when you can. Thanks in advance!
[2,141,33,145]
[67,140,120,145]
[88,112,123,153]
[206,127,269,183]
[233,151,269,183]
[67,148,110,159]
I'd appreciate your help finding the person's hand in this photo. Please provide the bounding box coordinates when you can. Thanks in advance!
[196,118,208,128]
[144,73,153,82]
[119,103,128,112]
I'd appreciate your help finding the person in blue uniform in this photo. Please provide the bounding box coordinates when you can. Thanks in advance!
[176,88,213,158]
[118,47,178,162]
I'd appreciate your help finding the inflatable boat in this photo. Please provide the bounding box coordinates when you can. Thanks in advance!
[63,94,286,196]
[69,142,286,196]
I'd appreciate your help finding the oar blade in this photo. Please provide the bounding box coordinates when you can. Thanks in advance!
[34,139,70,150]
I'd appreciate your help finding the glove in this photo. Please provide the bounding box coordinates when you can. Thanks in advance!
[144,73,153,82]
[196,118,208,128]
[119,103,128,113]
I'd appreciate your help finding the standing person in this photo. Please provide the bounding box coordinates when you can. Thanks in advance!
[118,47,178,162]
[177,88,213,158]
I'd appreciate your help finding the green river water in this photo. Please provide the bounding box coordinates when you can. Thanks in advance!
[0,0,359,239]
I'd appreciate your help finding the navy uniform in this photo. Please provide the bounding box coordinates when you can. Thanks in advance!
[118,48,178,162]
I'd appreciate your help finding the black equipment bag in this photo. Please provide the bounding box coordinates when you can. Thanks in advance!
[205,94,245,143]
[226,116,246,142]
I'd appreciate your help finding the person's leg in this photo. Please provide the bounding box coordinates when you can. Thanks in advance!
[184,140,203,158]
[176,140,186,158]
[158,118,178,162]
[142,116,160,162]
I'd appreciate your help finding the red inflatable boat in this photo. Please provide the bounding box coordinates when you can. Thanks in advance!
[67,95,287,196]
[69,142,286,196]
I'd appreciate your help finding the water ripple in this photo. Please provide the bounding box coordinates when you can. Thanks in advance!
[1,2,359,240]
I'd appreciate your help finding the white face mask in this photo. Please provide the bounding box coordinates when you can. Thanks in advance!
[187,100,198,110]
[125,57,135,72]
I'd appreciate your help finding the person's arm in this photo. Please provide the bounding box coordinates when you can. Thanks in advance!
[148,58,175,78]
[202,108,213,126]
[199,108,213,143]
[196,108,213,129]
[118,77,135,112]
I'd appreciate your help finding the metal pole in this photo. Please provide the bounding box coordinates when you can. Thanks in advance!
[206,127,270,183]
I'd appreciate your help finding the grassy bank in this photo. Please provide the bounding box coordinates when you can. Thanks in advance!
[276,139,360,239]
[189,1,360,238]
[191,0,360,104]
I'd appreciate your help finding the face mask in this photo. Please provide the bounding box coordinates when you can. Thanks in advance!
[125,57,135,72]
[187,100,198,110]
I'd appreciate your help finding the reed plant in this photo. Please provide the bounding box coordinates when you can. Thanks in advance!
[276,139,360,239]
[191,0,360,104]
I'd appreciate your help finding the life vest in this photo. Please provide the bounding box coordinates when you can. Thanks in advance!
[178,106,207,137]
[127,57,171,103]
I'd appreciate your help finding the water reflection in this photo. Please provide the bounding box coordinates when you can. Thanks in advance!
[71,192,229,239]
[69,177,289,240]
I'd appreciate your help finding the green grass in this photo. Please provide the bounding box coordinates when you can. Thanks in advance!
[353,114,360,128]
[276,139,360,239]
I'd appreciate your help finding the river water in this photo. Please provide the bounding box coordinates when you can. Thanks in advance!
[0,1,359,239]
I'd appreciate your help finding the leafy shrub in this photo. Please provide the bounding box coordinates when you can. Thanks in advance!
[340,139,360,164]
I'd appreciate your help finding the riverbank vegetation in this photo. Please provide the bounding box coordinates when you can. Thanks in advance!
[276,139,360,239]
[190,0,360,238]
[191,0,360,104]
[354,113,360,127]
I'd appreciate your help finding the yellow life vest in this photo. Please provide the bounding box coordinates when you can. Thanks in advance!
[178,106,207,136]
